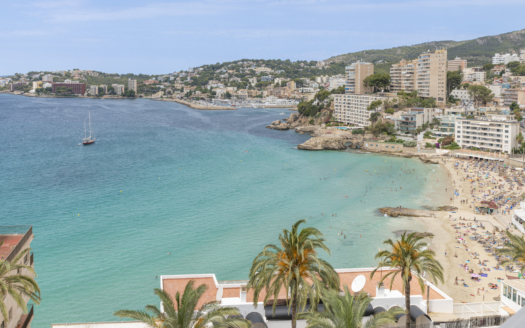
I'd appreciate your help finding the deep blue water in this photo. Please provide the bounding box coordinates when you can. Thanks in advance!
[0,94,448,327]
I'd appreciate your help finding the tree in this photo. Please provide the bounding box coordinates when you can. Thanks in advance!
[510,102,520,112]
[369,112,381,123]
[114,281,249,328]
[225,91,232,99]
[421,98,436,108]
[363,73,391,92]
[124,90,136,98]
[446,70,462,95]
[367,100,382,111]
[315,90,331,102]
[0,245,41,323]
[483,63,495,71]
[497,231,525,276]
[330,86,345,94]
[371,232,444,328]
[247,219,340,328]
[300,286,402,328]
[467,85,493,106]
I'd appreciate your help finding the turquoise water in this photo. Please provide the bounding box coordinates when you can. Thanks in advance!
[0,94,448,327]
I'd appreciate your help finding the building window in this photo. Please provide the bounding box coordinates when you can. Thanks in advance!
[513,289,517,302]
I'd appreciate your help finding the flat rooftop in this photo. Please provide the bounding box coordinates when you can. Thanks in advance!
[0,235,24,260]
[0,226,33,260]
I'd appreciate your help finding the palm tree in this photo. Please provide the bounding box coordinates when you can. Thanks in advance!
[247,219,340,328]
[114,281,249,328]
[0,246,40,323]
[300,286,403,328]
[496,231,525,275]
[371,232,444,328]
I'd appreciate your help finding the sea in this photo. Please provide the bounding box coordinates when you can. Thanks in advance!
[0,94,450,327]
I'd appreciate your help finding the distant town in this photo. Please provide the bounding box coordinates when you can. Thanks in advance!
[3,49,525,153]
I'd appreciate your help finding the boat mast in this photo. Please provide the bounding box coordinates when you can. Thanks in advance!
[84,121,87,139]
[88,111,92,139]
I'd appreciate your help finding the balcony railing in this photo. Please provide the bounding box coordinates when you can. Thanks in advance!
[16,304,33,328]
[4,226,32,262]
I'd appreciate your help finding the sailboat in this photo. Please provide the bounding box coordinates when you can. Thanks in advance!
[82,111,95,145]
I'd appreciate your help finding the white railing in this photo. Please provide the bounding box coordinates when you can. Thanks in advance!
[452,301,502,319]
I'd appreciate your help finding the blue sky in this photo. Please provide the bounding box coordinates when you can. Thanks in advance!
[1,0,525,75]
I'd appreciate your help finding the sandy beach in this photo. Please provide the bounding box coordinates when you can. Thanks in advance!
[413,157,525,304]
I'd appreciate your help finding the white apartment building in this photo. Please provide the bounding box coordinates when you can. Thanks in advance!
[416,49,447,106]
[112,84,125,95]
[328,77,346,91]
[128,79,137,93]
[462,67,486,82]
[89,85,98,96]
[492,53,520,65]
[455,115,519,154]
[333,94,393,126]
[42,74,54,82]
[450,89,471,102]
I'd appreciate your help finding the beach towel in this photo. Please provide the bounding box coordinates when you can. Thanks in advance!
[480,273,488,277]
[493,267,503,270]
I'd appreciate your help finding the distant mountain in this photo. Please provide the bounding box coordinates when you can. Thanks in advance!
[325,29,525,74]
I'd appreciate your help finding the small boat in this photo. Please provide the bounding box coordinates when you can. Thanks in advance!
[82,111,95,145]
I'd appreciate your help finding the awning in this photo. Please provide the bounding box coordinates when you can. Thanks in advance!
[502,306,516,315]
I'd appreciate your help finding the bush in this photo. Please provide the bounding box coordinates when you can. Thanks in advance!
[403,140,417,147]
[395,139,404,143]
[445,142,460,150]
[425,142,436,148]
[423,131,433,139]
[309,119,314,125]
[387,137,396,142]
[352,129,365,135]
[441,136,454,146]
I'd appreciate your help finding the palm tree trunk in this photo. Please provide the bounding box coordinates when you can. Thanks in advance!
[291,289,297,328]
[405,282,411,328]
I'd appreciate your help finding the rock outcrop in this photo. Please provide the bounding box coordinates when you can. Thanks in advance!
[393,230,435,238]
[378,207,434,218]
[419,157,439,164]
[297,137,347,151]
[266,120,291,130]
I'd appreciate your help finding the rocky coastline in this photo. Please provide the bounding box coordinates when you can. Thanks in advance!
[378,206,458,218]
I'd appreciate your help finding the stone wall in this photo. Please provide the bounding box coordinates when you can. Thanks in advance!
[363,141,404,152]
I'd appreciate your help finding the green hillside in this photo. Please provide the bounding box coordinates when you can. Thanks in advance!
[325,29,525,74]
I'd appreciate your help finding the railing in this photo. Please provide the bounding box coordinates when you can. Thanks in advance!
[4,226,32,263]
[19,304,33,328]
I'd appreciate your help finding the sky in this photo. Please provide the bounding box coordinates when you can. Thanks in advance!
[1,0,525,75]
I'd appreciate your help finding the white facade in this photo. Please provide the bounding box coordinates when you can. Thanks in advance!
[333,94,392,126]
[462,67,486,82]
[112,84,125,95]
[493,53,520,65]
[328,78,346,91]
[512,202,525,234]
[488,85,503,97]
[455,115,520,153]
[501,280,525,313]
[42,74,54,82]
[450,89,471,102]
[89,85,98,96]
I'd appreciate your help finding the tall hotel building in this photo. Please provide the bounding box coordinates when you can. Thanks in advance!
[345,61,373,95]
[390,59,417,93]
[416,49,447,106]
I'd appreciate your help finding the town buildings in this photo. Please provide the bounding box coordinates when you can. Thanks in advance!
[51,82,86,95]
[455,114,519,154]
[415,49,447,106]
[503,89,525,107]
[493,53,520,65]
[0,226,35,328]
[450,89,471,103]
[395,108,435,133]
[89,85,98,96]
[390,59,417,93]
[42,74,54,82]
[333,93,394,126]
[345,61,373,94]
[447,57,467,72]
[112,84,125,95]
[463,67,486,83]
[128,79,137,93]
[99,85,107,94]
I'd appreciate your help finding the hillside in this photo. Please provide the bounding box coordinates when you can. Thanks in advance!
[325,29,525,74]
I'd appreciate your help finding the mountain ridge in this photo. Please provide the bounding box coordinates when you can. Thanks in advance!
[324,29,525,74]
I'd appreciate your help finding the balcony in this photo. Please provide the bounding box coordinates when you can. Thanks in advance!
[15,304,33,328]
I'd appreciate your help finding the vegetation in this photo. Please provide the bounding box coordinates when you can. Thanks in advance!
[395,91,436,109]
[496,231,525,275]
[114,281,249,328]
[351,129,365,135]
[0,245,40,323]
[444,142,460,150]
[507,61,525,76]
[371,232,444,328]
[402,140,417,147]
[446,70,462,95]
[247,219,340,328]
[363,73,391,92]
[300,286,402,328]
[425,142,436,148]
[367,100,382,111]
[467,85,494,105]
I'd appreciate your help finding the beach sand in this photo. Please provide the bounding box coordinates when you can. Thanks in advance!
[414,158,524,304]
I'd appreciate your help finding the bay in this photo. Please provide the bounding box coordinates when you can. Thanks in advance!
[0,94,448,327]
